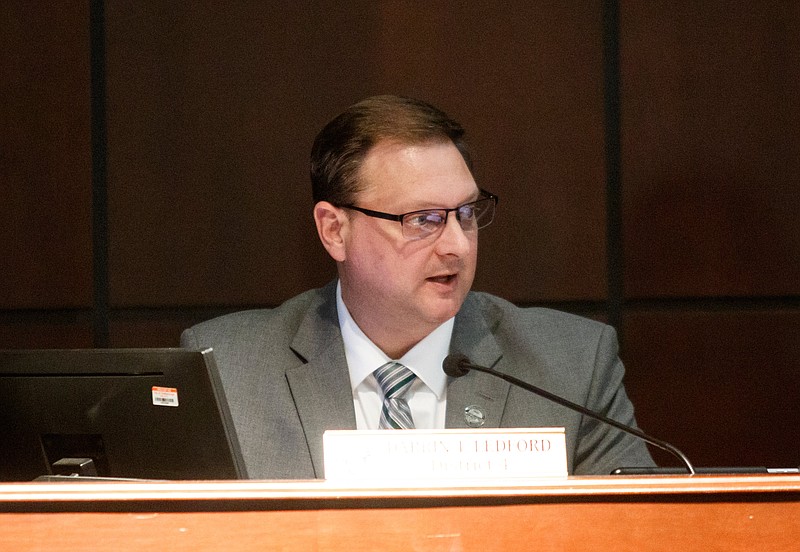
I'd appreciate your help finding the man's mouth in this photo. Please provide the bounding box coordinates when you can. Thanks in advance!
[427,273,457,285]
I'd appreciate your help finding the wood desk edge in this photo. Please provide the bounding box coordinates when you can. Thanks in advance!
[1,474,799,504]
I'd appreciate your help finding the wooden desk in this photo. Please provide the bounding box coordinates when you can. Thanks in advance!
[1,475,799,551]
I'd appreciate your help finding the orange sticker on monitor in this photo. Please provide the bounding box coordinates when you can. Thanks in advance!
[152,386,179,407]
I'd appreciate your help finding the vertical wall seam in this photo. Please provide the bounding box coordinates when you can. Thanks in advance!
[602,0,625,344]
[90,0,109,348]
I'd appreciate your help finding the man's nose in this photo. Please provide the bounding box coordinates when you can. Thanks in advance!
[434,211,472,255]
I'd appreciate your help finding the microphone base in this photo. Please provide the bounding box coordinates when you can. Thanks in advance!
[611,466,799,475]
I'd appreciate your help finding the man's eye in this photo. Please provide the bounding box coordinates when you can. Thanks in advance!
[406,212,444,227]
[458,205,477,219]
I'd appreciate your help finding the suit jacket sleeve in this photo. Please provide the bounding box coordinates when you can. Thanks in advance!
[570,323,656,474]
[448,293,656,475]
[180,283,356,480]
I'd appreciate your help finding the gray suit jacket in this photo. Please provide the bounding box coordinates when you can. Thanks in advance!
[181,281,655,478]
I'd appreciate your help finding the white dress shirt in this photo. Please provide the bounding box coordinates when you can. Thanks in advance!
[336,281,451,430]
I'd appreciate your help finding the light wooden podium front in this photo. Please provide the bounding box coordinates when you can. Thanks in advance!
[1,475,799,551]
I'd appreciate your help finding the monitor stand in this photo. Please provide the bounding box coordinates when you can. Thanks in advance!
[33,457,157,482]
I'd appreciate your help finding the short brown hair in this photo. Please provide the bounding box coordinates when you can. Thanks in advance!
[310,95,473,205]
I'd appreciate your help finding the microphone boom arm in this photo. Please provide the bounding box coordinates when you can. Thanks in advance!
[459,360,696,475]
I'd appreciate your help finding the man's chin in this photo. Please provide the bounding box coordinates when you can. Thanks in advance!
[422,295,468,324]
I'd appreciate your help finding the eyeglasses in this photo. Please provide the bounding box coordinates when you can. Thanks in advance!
[342,189,498,241]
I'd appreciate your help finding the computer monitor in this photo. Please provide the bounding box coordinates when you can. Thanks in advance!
[0,348,247,481]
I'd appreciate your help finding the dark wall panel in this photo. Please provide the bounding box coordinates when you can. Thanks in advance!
[109,318,194,348]
[369,2,609,303]
[620,3,800,298]
[104,2,607,308]
[0,2,93,309]
[623,309,800,468]
[3,1,798,473]
[104,2,379,308]
[0,320,93,349]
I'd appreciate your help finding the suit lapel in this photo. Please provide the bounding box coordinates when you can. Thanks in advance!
[285,282,356,477]
[282,287,514,474]
[446,293,511,429]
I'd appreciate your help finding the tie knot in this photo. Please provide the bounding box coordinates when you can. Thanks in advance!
[374,362,416,400]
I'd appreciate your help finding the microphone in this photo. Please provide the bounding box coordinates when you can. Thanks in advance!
[443,353,696,475]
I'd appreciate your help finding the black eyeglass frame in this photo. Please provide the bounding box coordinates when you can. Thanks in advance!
[340,188,499,234]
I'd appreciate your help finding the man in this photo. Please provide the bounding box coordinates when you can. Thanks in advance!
[181,95,655,479]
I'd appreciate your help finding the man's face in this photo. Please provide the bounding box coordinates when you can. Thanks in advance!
[338,140,480,349]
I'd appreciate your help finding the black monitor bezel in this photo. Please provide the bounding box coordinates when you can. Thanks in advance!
[0,348,247,482]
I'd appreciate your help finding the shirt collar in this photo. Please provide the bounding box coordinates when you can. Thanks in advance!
[336,280,452,399]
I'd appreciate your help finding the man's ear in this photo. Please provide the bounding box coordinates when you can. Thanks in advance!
[313,201,348,262]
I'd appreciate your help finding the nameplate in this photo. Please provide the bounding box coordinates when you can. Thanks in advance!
[323,428,567,484]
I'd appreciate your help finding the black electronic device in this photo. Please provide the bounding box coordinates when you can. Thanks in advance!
[0,348,247,481]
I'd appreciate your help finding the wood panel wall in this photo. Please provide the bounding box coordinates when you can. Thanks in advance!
[2,1,797,469]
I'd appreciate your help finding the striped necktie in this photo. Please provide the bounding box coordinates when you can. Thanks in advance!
[374,361,417,429]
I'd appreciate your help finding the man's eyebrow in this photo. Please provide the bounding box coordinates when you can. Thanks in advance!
[457,190,481,206]
[403,189,481,212]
